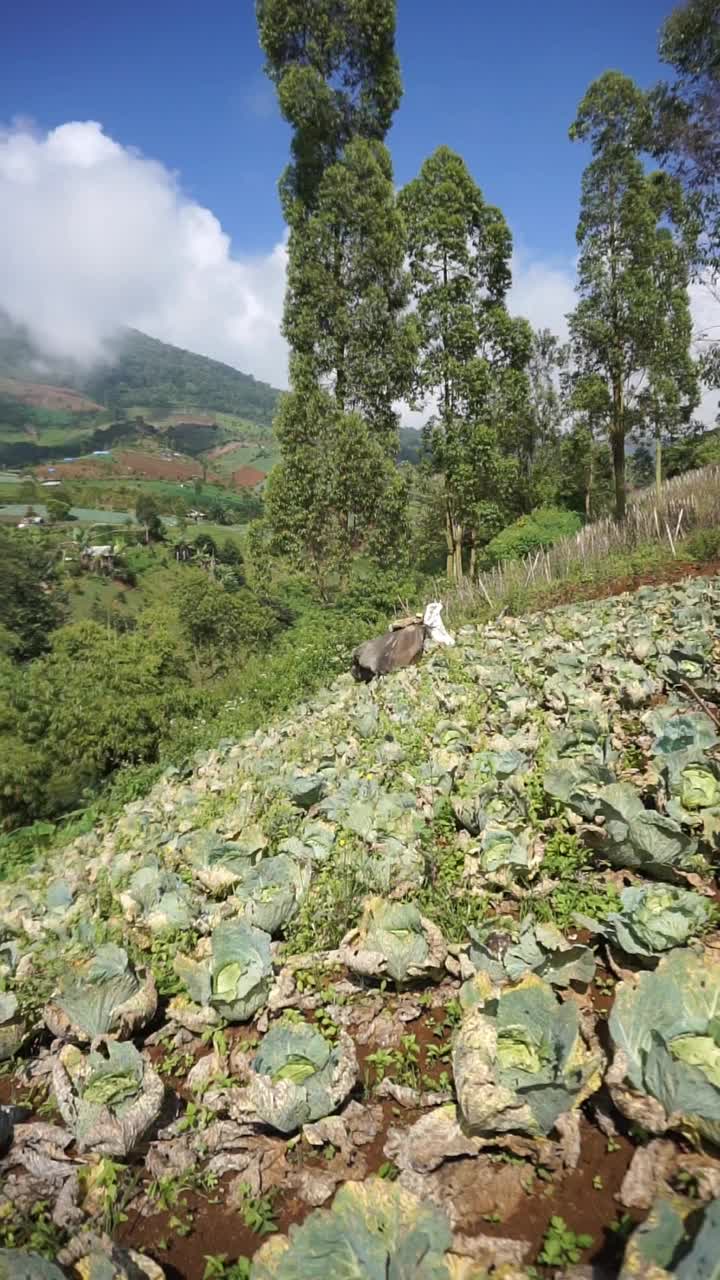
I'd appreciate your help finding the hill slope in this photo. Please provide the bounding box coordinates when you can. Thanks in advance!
[0,313,284,472]
[0,314,282,425]
[1,570,720,1274]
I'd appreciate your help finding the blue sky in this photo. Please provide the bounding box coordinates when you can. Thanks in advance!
[2,0,671,263]
[4,0,702,398]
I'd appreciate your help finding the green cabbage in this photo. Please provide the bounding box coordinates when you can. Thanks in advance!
[232,854,308,936]
[340,897,447,985]
[251,1177,453,1279]
[53,1039,164,1156]
[453,974,603,1136]
[620,1195,720,1278]
[44,944,156,1041]
[609,949,720,1143]
[467,919,595,989]
[174,920,273,1023]
[248,1019,357,1133]
[578,884,713,958]
[0,1253,65,1280]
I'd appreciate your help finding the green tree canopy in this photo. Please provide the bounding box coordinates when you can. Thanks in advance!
[399,145,531,579]
[568,71,698,518]
[256,0,402,215]
[0,528,65,660]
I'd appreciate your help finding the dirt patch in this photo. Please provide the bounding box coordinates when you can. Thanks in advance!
[540,557,720,611]
[481,1117,638,1270]
[232,466,266,489]
[115,1172,300,1279]
[115,451,223,484]
[0,377,103,414]
[35,449,226,485]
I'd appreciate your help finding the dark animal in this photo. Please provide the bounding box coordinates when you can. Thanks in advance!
[351,601,455,682]
[351,620,426,682]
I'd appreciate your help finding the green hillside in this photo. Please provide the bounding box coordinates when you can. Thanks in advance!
[82,328,281,423]
[0,313,282,425]
[0,314,284,471]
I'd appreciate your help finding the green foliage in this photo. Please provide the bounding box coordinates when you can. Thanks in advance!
[417,799,487,941]
[0,527,66,660]
[257,0,402,215]
[0,1199,65,1258]
[568,71,699,518]
[483,507,582,566]
[203,1257,252,1280]
[0,615,197,829]
[83,329,280,423]
[46,498,72,523]
[134,493,163,542]
[233,1182,278,1236]
[538,1216,593,1266]
[531,829,621,930]
[400,145,531,579]
[651,0,720,278]
[176,571,278,675]
[258,1,412,586]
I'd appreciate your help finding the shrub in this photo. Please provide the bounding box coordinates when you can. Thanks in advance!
[483,507,583,567]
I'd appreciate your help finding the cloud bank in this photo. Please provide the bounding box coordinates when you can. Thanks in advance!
[0,120,288,385]
[0,119,718,425]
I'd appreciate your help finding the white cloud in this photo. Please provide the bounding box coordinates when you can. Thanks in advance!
[508,246,577,342]
[0,119,289,387]
[1,118,718,428]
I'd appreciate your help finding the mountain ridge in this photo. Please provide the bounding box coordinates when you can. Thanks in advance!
[0,314,283,425]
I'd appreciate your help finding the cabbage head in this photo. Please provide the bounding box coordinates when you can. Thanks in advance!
[453,974,603,1136]
[578,885,712,959]
[53,1039,164,1156]
[173,920,272,1023]
[252,1177,454,1279]
[620,1194,720,1279]
[0,1254,65,1280]
[649,709,719,757]
[0,993,24,1062]
[119,863,196,932]
[590,783,700,880]
[232,854,308,936]
[248,1018,357,1133]
[44,944,157,1043]
[467,919,595,988]
[608,948,720,1143]
[663,750,720,813]
[340,898,447,985]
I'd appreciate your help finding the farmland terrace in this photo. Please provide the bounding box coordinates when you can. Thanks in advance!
[1,569,720,1277]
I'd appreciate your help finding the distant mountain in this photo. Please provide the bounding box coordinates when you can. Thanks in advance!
[0,314,282,426]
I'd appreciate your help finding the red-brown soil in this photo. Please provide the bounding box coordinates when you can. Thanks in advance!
[231,466,266,489]
[539,557,720,611]
[35,450,225,485]
[0,377,103,413]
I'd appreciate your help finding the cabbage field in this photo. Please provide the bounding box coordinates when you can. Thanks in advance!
[2,573,720,1278]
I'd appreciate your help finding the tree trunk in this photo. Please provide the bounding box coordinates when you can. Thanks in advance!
[655,429,662,498]
[445,509,455,580]
[611,377,626,521]
[611,432,626,521]
[454,532,463,582]
[469,538,477,579]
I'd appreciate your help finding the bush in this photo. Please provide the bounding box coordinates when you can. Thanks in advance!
[683,527,720,563]
[483,507,583,567]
